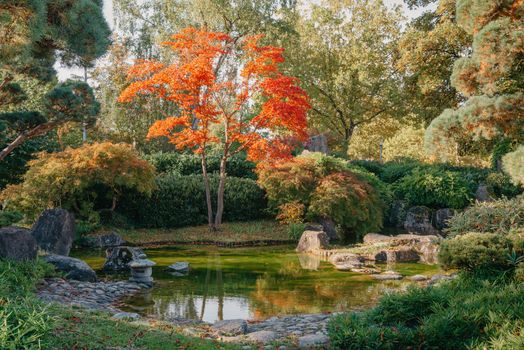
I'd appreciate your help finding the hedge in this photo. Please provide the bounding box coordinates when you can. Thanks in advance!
[116,173,267,228]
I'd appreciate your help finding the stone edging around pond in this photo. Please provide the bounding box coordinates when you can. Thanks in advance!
[37,277,150,313]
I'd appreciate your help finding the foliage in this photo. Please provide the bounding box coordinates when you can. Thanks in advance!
[144,152,256,179]
[309,172,384,240]
[285,0,403,154]
[117,174,266,229]
[397,0,469,124]
[446,196,524,236]
[425,0,524,160]
[276,201,305,225]
[258,153,387,240]
[382,125,430,162]
[1,142,156,220]
[393,167,475,209]
[502,145,524,186]
[119,27,309,229]
[328,275,524,350]
[347,117,401,160]
[438,232,514,271]
[287,222,307,241]
[0,259,56,349]
[484,171,523,198]
[0,211,23,228]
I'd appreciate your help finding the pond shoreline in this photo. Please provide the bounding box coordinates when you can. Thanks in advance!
[133,239,298,248]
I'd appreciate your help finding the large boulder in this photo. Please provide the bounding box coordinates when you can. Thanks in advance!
[433,208,457,231]
[43,254,97,282]
[103,246,145,272]
[77,231,126,249]
[319,217,338,240]
[387,200,409,228]
[31,209,75,256]
[0,226,37,261]
[296,230,330,253]
[475,184,494,202]
[212,319,247,336]
[363,233,393,244]
[385,248,420,263]
[404,206,439,235]
[328,253,364,271]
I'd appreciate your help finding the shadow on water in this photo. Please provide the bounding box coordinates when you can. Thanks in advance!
[73,245,441,323]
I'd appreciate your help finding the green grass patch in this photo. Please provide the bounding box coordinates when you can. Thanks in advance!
[93,220,292,245]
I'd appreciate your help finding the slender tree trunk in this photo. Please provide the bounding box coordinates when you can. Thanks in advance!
[214,155,227,228]
[201,152,214,231]
[0,121,58,161]
[82,66,88,142]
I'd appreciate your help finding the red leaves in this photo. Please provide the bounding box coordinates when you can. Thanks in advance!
[119,27,310,161]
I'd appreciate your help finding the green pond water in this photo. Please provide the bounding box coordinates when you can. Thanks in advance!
[73,245,441,323]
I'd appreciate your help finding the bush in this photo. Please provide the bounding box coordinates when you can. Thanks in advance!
[258,153,387,241]
[446,196,524,236]
[394,167,475,209]
[1,142,156,221]
[276,201,306,224]
[308,172,384,240]
[484,172,523,198]
[438,233,513,272]
[378,159,425,183]
[0,210,23,227]
[328,275,524,350]
[502,145,524,186]
[117,174,267,228]
[144,152,256,179]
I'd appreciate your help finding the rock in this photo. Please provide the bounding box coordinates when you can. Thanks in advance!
[166,262,190,273]
[112,312,140,320]
[433,208,457,231]
[372,271,403,281]
[31,209,75,256]
[475,184,493,202]
[410,274,428,281]
[298,254,321,270]
[245,330,278,344]
[385,248,420,263]
[363,233,393,244]
[328,253,364,271]
[0,226,38,261]
[43,254,97,282]
[212,319,248,336]
[298,334,330,348]
[428,274,453,285]
[404,206,439,235]
[387,200,409,228]
[78,232,126,248]
[102,246,144,272]
[296,230,330,253]
[319,217,337,240]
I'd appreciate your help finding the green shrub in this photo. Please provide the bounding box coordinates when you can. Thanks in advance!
[287,223,307,241]
[394,168,475,209]
[349,159,383,176]
[438,233,513,272]
[117,174,267,228]
[446,196,524,236]
[144,152,256,179]
[258,153,387,241]
[378,159,425,183]
[0,211,23,227]
[485,172,523,198]
[328,276,524,350]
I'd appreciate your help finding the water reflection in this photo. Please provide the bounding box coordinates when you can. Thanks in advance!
[74,245,440,323]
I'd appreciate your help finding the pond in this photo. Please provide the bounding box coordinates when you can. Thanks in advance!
[74,245,441,323]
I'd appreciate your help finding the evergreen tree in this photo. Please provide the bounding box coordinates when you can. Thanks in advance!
[425,0,524,166]
[0,0,111,161]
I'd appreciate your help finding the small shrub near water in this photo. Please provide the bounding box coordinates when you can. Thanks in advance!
[446,196,524,236]
[0,210,23,227]
[328,276,524,350]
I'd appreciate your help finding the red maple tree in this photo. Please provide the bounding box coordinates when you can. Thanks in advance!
[119,27,310,230]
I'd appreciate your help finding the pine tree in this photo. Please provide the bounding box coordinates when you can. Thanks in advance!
[425,0,524,166]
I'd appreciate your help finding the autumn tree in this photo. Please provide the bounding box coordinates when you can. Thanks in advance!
[425,0,524,162]
[119,28,309,230]
[284,0,403,155]
[398,0,470,124]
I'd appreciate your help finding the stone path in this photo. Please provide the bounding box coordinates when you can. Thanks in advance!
[37,277,149,312]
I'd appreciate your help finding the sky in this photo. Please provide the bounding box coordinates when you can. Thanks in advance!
[56,0,436,81]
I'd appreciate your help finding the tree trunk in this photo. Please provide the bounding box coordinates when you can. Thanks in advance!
[201,152,214,231]
[214,156,227,228]
[340,126,355,158]
[0,121,58,161]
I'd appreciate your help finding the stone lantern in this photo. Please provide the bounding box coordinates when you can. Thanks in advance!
[129,254,156,287]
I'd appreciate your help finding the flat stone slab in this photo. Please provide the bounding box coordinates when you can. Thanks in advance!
[245,330,278,344]
[166,262,190,272]
[372,271,403,280]
[298,334,330,348]
[410,274,429,281]
[112,312,140,320]
[212,319,248,336]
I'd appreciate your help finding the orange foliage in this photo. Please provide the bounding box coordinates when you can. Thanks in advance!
[119,27,310,163]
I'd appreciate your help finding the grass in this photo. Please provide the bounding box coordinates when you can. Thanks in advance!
[92,220,293,246]
[0,258,246,350]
